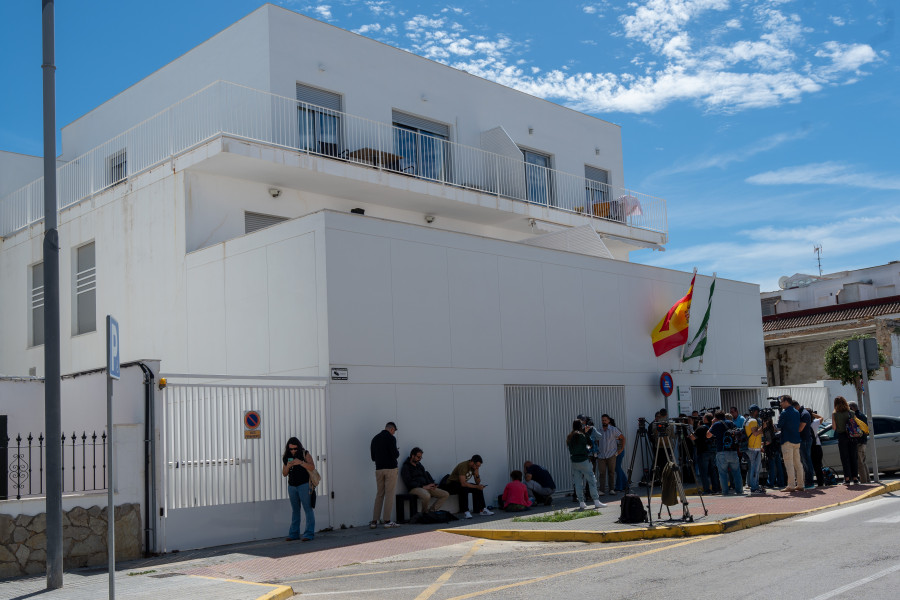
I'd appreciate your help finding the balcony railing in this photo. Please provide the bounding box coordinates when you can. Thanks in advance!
[0,81,667,238]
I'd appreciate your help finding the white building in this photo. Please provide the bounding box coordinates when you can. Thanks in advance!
[0,5,766,549]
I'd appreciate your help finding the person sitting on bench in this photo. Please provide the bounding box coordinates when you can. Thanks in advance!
[444,454,494,518]
[400,447,449,515]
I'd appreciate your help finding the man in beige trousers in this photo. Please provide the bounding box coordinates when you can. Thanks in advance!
[370,422,400,528]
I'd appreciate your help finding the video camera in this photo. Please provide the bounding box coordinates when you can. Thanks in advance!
[760,397,784,421]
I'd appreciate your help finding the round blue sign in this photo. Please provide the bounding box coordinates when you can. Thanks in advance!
[244,411,261,430]
[659,372,674,397]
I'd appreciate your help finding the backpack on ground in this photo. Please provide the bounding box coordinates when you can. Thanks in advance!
[617,494,648,524]
[822,466,838,486]
[412,510,458,524]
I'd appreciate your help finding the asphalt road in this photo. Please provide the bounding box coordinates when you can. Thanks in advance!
[285,492,900,599]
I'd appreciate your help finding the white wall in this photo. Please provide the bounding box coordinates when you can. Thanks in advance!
[0,165,186,377]
[58,8,272,161]
[0,151,45,197]
[321,211,764,525]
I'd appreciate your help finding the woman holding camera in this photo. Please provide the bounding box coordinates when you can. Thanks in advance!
[282,436,316,541]
[566,420,605,510]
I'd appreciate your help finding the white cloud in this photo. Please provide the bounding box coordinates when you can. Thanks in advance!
[314,5,332,20]
[829,15,846,26]
[354,23,381,34]
[746,162,900,190]
[642,216,900,290]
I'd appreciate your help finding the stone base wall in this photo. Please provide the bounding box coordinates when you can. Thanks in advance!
[0,503,141,579]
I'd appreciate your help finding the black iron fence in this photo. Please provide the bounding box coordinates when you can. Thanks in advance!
[2,430,108,501]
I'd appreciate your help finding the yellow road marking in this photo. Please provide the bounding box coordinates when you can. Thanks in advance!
[537,537,681,556]
[290,563,448,583]
[414,539,485,600]
[444,536,710,600]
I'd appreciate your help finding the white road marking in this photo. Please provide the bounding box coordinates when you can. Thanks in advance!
[795,497,898,522]
[866,513,900,524]
[294,577,527,596]
[808,562,900,600]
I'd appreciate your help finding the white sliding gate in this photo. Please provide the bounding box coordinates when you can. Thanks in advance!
[158,375,328,551]
[505,385,627,492]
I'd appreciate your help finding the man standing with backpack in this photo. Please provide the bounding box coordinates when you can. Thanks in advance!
[777,396,805,492]
[707,410,744,495]
[849,402,870,483]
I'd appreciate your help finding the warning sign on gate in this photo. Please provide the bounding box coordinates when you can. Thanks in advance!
[244,410,261,439]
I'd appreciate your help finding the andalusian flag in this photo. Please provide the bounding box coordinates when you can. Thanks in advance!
[650,270,695,357]
[683,274,716,362]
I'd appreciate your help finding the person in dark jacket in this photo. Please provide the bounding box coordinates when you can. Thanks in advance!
[523,461,556,505]
[400,447,449,514]
[567,420,605,510]
[370,421,400,528]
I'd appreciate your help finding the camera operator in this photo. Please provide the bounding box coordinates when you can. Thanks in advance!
[794,401,816,490]
[689,413,716,494]
[761,410,784,489]
[707,410,744,495]
[777,396,805,492]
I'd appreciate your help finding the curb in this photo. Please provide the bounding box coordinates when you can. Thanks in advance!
[441,480,900,544]
[190,575,294,600]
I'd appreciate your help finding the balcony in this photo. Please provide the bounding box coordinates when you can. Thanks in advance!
[0,81,667,241]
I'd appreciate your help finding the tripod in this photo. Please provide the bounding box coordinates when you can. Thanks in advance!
[625,419,654,492]
[646,422,707,525]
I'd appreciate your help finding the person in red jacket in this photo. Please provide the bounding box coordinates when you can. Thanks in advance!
[501,470,533,511]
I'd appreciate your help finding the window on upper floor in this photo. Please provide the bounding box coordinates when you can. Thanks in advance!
[521,148,554,206]
[107,149,127,187]
[30,262,44,347]
[391,111,451,182]
[245,211,289,234]
[297,83,343,158]
[584,165,609,206]
[74,242,97,336]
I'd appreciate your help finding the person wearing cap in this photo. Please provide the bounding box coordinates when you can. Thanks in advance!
[370,421,400,528]
[744,405,764,494]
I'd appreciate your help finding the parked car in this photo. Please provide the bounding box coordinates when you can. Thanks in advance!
[818,415,900,476]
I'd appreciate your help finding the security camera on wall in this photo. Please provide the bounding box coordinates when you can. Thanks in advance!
[268,187,281,198]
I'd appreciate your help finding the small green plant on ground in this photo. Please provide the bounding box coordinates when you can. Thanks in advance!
[512,509,600,523]
[127,570,157,576]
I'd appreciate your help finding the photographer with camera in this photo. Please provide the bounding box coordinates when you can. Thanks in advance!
[707,410,744,495]
[689,413,717,494]
[761,408,785,489]
[777,396,805,492]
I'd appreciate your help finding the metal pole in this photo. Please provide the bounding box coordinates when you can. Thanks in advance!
[41,0,63,590]
[858,343,880,483]
[107,371,115,598]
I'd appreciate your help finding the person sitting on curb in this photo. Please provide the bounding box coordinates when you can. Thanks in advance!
[501,470,533,512]
[400,447,449,517]
[444,455,494,519]
[523,461,556,505]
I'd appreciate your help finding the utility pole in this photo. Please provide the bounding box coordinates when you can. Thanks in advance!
[814,244,823,276]
[42,0,63,590]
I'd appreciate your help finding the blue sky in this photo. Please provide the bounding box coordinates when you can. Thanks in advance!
[1,1,897,291]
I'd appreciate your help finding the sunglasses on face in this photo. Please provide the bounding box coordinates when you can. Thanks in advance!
[289,447,299,451]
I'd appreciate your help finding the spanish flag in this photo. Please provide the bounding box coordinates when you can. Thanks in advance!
[651,271,696,357]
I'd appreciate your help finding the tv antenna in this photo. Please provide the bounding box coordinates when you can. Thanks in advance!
[813,244,823,276]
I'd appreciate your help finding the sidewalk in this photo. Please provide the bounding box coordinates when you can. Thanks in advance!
[2,479,896,599]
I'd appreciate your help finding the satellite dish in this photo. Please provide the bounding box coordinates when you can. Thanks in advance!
[778,276,790,290]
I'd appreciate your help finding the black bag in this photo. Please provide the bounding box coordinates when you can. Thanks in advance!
[618,494,648,524]
[414,509,458,524]
[438,473,450,488]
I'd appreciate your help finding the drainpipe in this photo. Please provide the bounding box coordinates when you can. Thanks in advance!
[137,362,157,555]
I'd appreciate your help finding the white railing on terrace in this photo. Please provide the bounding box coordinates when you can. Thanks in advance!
[0,81,667,238]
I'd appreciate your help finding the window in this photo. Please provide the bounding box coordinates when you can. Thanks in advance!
[244,211,288,234]
[296,83,343,157]
[74,242,96,335]
[107,149,127,187]
[391,111,450,181]
[873,417,900,435]
[521,149,553,206]
[30,263,44,347]
[584,165,609,206]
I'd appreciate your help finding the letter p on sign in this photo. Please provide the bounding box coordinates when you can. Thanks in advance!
[107,315,120,380]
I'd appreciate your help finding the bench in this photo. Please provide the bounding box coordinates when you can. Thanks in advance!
[395,493,419,523]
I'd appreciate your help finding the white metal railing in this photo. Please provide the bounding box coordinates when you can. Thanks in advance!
[0,81,667,238]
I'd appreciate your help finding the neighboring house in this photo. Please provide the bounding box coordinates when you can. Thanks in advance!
[1,5,766,546]
[762,263,900,386]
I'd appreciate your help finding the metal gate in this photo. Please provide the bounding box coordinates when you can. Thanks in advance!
[505,385,626,492]
[159,375,327,551]
[692,387,765,417]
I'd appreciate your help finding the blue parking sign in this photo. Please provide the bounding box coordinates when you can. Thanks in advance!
[107,316,120,380]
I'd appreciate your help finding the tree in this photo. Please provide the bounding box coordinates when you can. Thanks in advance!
[823,334,885,402]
